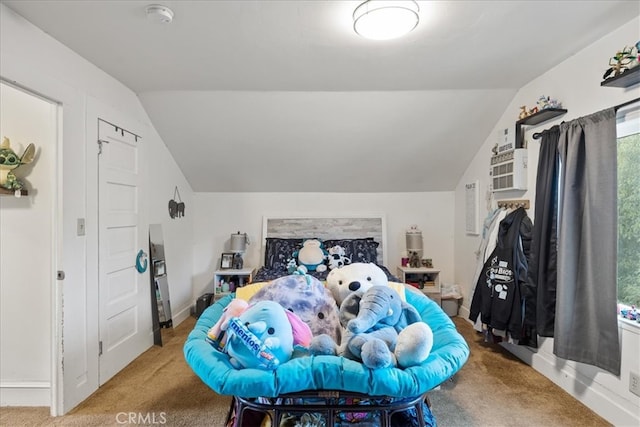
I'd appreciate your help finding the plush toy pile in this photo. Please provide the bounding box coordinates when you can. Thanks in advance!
[313,263,433,369]
[311,279,433,369]
[286,240,352,273]
[206,262,433,371]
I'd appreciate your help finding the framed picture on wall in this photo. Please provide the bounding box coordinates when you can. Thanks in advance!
[220,253,234,269]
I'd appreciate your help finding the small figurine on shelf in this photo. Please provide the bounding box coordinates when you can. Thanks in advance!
[0,137,36,191]
[602,44,638,80]
[518,106,529,120]
[518,105,539,120]
[536,95,563,111]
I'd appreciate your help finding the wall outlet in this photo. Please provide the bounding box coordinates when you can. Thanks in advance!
[630,371,640,397]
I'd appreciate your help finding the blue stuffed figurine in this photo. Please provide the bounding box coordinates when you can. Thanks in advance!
[223,300,311,370]
[293,239,328,272]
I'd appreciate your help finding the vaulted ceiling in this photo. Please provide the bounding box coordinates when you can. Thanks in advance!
[3,1,638,192]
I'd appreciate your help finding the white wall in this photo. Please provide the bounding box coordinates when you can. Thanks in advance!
[0,4,194,413]
[192,192,455,298]
[454,16,640,427]
[146,125,194,324]
[0,83,57,406]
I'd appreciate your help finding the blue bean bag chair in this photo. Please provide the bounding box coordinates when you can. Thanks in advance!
[184,287,469,398]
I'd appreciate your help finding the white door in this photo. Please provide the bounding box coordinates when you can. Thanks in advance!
[98,119,151,384]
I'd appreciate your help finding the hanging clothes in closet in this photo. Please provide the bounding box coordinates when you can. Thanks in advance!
[469,207,507,332]
[469,207,533,344]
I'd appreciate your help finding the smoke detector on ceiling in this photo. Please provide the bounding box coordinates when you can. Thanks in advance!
[146,4,174,24]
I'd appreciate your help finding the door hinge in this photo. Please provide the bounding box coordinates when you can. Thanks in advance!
[99,341,103,356]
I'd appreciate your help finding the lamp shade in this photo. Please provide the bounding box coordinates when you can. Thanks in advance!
[353,0,419,40]
[230,232,249,252]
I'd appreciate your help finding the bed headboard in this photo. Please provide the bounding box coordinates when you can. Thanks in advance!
[261,215,387,266]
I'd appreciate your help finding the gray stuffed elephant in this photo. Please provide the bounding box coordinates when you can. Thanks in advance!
[310,285,433,369]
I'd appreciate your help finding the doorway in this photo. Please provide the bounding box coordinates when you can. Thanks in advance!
[0,81,58,408]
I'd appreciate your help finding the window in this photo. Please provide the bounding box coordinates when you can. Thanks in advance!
[617,105,640,308]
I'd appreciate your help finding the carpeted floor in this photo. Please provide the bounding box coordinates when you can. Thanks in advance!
[429,319,610,427]
[0,316,610,427]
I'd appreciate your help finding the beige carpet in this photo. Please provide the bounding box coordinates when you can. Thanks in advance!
[0,316,610,427]
[429,318,610,427]
[0,320,231,427]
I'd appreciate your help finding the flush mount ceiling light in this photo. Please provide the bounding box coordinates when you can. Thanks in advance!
[146,4,174,24]
[353,0,419,40]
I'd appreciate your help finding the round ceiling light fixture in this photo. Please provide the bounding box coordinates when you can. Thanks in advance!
[146,4,174,24]
[353,0,419,40]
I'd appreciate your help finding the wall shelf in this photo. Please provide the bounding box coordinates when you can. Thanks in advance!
[516,108,568,147]
[601,66,640,88]
[0,187,28,197]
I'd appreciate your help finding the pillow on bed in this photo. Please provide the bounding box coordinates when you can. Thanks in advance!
[264,238,303,270]
[235,282,269,301]
[323,238,379,264]
[238,280,405,303]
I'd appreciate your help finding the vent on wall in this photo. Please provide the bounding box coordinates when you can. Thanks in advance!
[491,148,527,192]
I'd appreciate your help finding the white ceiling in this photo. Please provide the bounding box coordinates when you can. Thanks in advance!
[3,1,639,192]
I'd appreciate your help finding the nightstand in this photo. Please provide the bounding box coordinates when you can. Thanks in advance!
[396,266,441,305]
[214,267,255,300]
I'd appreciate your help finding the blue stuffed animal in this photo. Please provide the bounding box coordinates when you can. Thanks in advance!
[293,239,328,272]
[311,285,433,369]
[223,300,310,370]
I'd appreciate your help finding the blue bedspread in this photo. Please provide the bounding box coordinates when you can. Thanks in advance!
[184,288,469,398]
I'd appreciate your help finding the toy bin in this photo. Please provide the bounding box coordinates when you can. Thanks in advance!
[441,296,462,317]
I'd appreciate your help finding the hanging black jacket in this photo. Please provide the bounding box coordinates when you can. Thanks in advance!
[469,207,532,340]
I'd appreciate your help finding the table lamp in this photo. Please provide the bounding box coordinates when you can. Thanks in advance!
[230,231,250,269]
[406,225,423,260]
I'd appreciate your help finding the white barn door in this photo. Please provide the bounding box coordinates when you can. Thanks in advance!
[97,119,151,385]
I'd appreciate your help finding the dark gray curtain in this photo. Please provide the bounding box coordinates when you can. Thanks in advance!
[554,108,620,376]
[524,126,560,340]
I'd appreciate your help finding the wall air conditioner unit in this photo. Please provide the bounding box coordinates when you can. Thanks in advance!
[490,148,527,192]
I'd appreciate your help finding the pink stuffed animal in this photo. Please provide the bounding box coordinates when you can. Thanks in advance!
[207,298,248,349]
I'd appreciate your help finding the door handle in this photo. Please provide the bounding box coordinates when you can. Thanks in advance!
[136,250,148,273]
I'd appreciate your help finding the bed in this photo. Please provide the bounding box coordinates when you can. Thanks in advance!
[254,215,399,283]
[184,215,469,426]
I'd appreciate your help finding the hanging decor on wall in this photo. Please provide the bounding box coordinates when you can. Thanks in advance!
[465,180,479,235]
[168,186,185,219]
[0,137,36,194]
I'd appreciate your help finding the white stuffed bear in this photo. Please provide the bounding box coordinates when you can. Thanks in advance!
[325,262,389,306]
[295,239,328,272]
[326,245,351,270]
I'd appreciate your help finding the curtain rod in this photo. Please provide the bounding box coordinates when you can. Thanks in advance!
[614,96,640,112]
[532,97,640,140]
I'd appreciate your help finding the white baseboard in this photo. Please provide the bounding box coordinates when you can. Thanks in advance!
[172,304,192,327]
[0,381,50,406]
[459,305,470,320]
